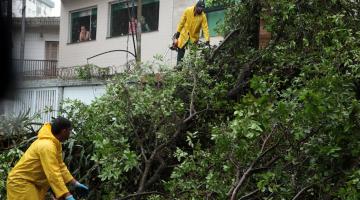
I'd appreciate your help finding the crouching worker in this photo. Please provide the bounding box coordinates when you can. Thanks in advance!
[7,117,88,200]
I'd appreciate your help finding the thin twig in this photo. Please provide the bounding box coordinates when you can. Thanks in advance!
[119,191,166,200]
[238,189,260,200]
[230,134,279,200]
[291,185,313,200]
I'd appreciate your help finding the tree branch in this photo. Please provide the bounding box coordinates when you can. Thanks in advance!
[210,29,240,60]
[145,156,167,188]
[230,133,279,200]
[119,191,166,200]
[291,184,313,200]
[189,69,197,116]
[135,68,207,194]
[227,54,262,99]
[238,189,260,200]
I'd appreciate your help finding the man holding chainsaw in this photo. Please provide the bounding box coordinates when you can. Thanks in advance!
[7,117,88,200]
[173,0,210,64]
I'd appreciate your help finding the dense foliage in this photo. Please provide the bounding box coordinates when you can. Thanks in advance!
[2,0,360,199]
[0,112,40,199]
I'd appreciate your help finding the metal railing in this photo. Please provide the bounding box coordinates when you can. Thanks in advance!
[13,59,130,80]
[13,59,58,80]
[57,64,128,80]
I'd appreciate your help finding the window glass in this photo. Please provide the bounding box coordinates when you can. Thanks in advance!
[110,0,159,37]
[206,9,225,37]
[70,7,97,43]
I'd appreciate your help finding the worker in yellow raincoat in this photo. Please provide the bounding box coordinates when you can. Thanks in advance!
[7,117,89,200]
[174,0,210,64]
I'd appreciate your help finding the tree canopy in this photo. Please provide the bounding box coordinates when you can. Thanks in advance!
[2,0,360,199]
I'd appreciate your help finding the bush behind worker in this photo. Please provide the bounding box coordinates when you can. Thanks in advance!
[174,0,210,64]
[7,117,88,200]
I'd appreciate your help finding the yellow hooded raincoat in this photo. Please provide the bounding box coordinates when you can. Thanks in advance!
[7,123,73,200]
[177,5,210,49]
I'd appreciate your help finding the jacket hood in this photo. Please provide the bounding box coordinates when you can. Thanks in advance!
[37,123,60,145]
[196,1,205,8]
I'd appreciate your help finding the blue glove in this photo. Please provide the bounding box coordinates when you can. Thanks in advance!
[74,181,89,196]
[65,195,76,200]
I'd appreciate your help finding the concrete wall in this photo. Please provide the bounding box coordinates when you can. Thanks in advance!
[3,85,106,123]
[18,79,107,104]
[63,85,106,104]
[12,26,59,60]
[3,87,59,123]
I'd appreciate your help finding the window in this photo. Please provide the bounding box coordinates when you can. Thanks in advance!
[70,7,97,43]
[109,0,159,37]
[206,8,225,37]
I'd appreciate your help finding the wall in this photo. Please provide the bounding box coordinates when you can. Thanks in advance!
[4,83,106,123]
[63,85,106,104]
[12,26,59,60]
[18,78,107,105]
[4,87,59,123]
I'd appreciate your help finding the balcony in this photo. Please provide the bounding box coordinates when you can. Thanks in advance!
[13,59,57,80]
[13,59,127,81]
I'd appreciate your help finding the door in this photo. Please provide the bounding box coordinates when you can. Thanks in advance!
[45,41,59,60]
[45,41,58,77]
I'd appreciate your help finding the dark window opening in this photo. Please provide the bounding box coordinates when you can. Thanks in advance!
[70,8,97,43]
[110,0,159,37]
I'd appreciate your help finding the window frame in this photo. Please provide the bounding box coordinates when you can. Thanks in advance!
[68,5,98,44]
[107,0,160,39]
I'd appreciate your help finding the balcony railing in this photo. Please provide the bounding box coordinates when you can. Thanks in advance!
[13,59,58,80]
[13,59,129,81]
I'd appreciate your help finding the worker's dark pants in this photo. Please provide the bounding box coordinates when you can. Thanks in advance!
[177,47,186,64]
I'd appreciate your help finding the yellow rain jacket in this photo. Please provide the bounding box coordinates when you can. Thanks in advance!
[177,5,210,49]
[7,123,74,200]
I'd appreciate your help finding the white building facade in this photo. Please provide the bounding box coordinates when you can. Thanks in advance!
[13,0,56,17]
[12,17,60,60]
[5,17,106,123]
